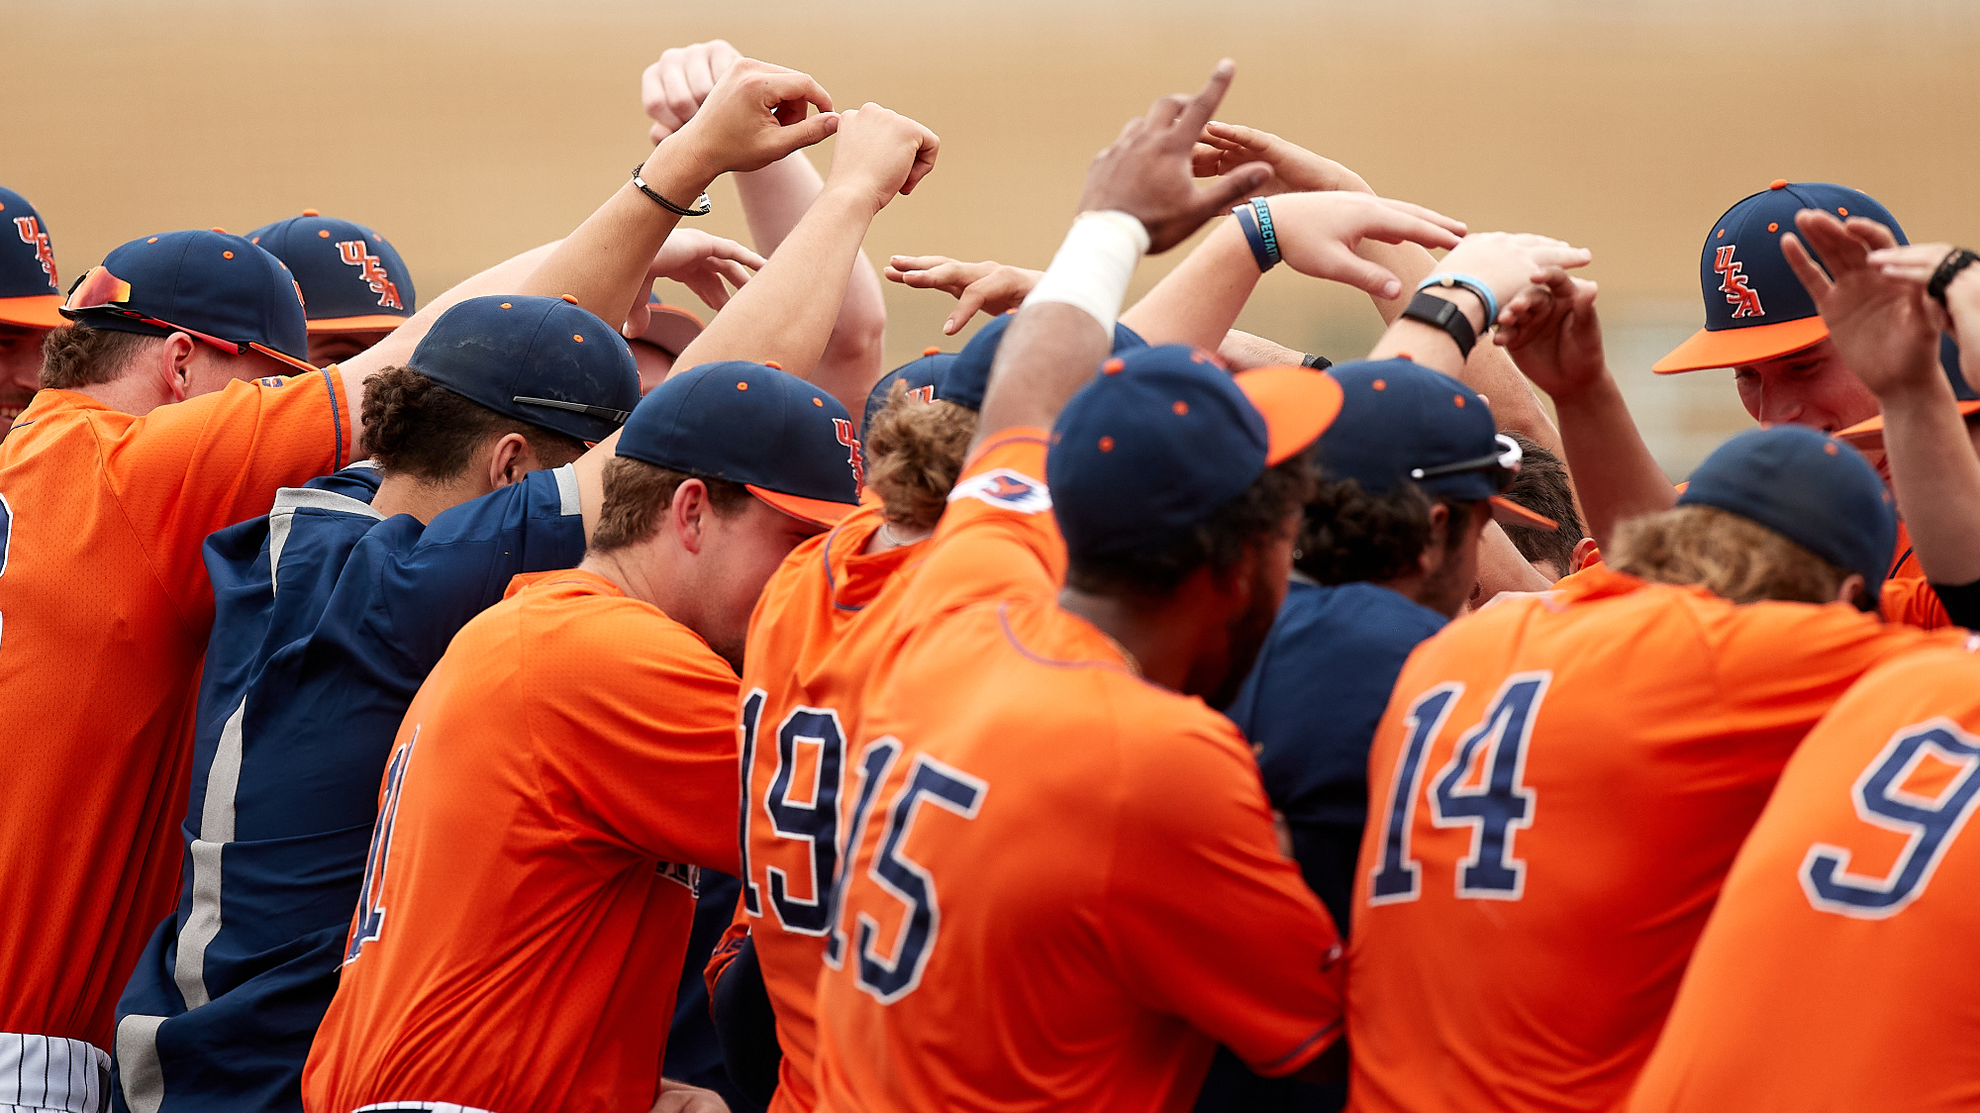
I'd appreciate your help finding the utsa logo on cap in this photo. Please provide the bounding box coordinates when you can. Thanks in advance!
[0,186,65,329]
[335,239,403,311]
[246,211,418,332]
[1656,181,1907,374]
[1714,244,1763,319]
[950,468,1051,514]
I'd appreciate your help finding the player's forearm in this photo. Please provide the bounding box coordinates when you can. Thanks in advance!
[337,241,564,441]
[1362,239,1566,460]
[1549,369,1674,551]
[1879,381,1980,585]
[519,137,717,328]
[669,187,880,391]
[734,150,825,254]
[1118,217,1261,350]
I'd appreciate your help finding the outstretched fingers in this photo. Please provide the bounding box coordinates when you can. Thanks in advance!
[1172,60,1237,146]
[1780,232,1835,302]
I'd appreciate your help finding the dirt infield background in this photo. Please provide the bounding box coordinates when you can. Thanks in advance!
[8,0,1977,475]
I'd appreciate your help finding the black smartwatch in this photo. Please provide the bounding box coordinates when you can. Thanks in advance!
[1401,290,1478,361]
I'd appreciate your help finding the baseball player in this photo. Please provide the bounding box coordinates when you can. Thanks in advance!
[806,60,1477,1112]
[1624,645,1980,1113]
[299,360,860,1113]
[0,186,62,424]
[246,212,418,366]
[1344,420,1971,1113]
[720,309,1146,1113]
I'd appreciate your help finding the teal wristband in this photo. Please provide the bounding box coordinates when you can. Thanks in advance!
[1417,273,1497,330]
[1249,198,1281,269]
[1233,204,1276,272]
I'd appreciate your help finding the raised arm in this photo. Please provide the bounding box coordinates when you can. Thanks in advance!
[643,40,889,404]
[1192,122,1566,459]
[1791,212,1980,591]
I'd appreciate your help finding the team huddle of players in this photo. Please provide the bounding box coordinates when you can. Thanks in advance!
[2,40,1979,1113]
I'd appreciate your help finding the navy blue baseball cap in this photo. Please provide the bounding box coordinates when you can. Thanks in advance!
[247,211,415,332]
[1679,424,1895,601]
[1656,181,1907,374]
[59,229,314,372]
[942,312,1148,413]
[1048,345,1343,560]
[618,360,862,527]
[407,295,640,446]
[863,346,951,433]
[0,187,63,328]
[1315,359,1558,530]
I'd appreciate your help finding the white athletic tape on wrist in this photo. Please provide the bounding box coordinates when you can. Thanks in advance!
[1022,210,1150,335]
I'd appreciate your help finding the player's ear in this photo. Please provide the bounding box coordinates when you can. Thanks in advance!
[1570,536,1599,574]
[671,477,711,554]
[1834,571,1866,608]
[485,432,533,491]
[162,332,198,403]
[1419,501,1454,576]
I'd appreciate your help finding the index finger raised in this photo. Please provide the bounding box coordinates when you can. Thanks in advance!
[1173,59,1236,143]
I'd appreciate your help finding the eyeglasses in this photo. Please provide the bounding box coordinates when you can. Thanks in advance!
[63,265,317,374]
[512,395,632,425]
[1410,433,1523,492]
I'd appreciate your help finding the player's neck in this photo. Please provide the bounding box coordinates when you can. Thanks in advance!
[1057,584,1220,696]
[371,471,483,525]
[73,375,172,416]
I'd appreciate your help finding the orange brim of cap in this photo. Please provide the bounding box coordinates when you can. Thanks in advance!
[1836,399,1980,451]
[307,314,412,333]
[1491,496,1559,532]
[0,294,65,330]
[639,304,704,355]
[1652,316,1829,374]
[1234,365,1345,464]
[748,484,859,528]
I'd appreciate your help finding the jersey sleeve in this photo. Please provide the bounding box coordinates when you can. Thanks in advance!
[890,429,1064,632]
[530,617,744,875]
[1102,714,1346,1077]
[1879,575,1954,630]
[381,466,588,672]
[106,369,351,617]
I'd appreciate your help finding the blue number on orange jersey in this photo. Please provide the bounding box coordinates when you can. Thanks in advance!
[739,690,766,916]
[763,707,847,935]
[344,730,418,964]
[826,737,900,969]
[1801,718,1980,918]
[1369,684,1462,905]
[1430,673,1548,899]
[847,752,987,1004]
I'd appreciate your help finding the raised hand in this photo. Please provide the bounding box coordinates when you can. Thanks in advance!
[1870,241,1980,392]
[825,104,941,212]
[641,39,744,145]
[1077,60,1270,253]
[1192,121,1372,197]
[1428,232,1592,312]
[884,255,1043,334]
[666,59,839,180]
[1498,267,1609,403]
[1782,211,1940,400]
[621,230,765,335]
[1265,192,1466,298]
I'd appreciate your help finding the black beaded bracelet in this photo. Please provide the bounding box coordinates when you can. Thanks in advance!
[631,167,712,218]
[1928,248,1979,307]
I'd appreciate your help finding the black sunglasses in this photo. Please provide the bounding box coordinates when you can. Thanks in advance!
[513,395,631,425]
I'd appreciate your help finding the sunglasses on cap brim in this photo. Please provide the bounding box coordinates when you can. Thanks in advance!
[63,265,317,375]
[1410,433,1523,493]
[512,395,632,425]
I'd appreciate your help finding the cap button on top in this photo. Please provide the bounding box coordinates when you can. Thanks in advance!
[764,360,783,370]
[1769,179,1789,190]
[560,293,579,304]
[211,226,228,234]
[922,346,941,357]
[302,209,320,217]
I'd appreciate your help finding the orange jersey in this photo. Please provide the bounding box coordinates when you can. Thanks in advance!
[733,502,923,1113]
[1348,565,1967,1113]
[0,373,348,1051]
[811,433,1344,1113]
[1628,644,1980,1112]
[302,570,742,1113]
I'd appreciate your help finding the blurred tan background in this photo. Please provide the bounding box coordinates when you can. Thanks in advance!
[8,0,1979,476]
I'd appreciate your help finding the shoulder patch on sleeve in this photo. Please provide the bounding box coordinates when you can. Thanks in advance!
[948,468,1051,514]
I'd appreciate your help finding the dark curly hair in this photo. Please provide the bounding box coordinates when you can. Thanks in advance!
[357,366,585,481]
[1066,452,1316,598]
[39,324,158,390]
[1297,477,1480,585]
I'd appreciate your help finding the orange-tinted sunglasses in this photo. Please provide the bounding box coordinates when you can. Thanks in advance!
[63,265,316,374]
